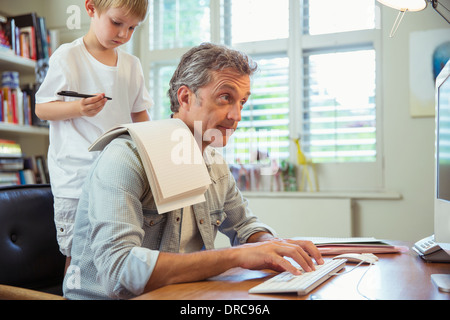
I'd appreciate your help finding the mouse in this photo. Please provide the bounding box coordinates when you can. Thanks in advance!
[332,253,378,264]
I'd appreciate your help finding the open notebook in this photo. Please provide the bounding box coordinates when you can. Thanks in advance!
[89,119,211,214]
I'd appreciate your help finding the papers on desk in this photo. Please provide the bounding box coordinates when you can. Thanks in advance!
[89,119,211,214]
[292,237,409,255]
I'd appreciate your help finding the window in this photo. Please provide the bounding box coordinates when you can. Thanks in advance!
[227,0,289,45]
[223,55,290,164]
[149,0,211,50]
[149,62,176,120]
[302,49,377,163]
[304,0,376,35]
[144,0,383,191]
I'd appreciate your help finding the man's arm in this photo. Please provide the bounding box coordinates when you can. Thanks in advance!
[144,237,324,293]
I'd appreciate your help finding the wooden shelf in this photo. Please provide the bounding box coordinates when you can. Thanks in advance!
[0,50,36,74]
[0,123,48,136]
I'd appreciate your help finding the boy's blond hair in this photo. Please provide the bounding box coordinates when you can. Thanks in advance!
[93,0,149,22]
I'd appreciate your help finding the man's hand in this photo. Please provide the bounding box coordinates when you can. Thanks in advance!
[146,237,323,293]
[238,237,324,275]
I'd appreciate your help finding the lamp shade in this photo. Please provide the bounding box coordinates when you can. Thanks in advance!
[377,0,427,11]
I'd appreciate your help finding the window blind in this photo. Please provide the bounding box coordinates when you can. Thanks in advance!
[302,49,377,163]
[224,56,290,164]
[150,0,211,50]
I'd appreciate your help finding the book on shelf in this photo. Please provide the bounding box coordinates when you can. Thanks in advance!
[0,139,48,186]
[0,13,10,51]
[2,12,52,61]
[0,139,22,186]
[0,157,23,171]
[0,171,21,186]
[0,138,23,184]
[0,83,47,127]
[19,26,36,60]
[0,139,22,158]
[89,119,212,214]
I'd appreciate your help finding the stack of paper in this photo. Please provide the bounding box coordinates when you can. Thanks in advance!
[89,119,211,214]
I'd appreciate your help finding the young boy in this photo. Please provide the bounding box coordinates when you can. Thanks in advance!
[35,0,152,269]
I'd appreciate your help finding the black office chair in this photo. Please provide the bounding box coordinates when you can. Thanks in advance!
[0,184,66,300]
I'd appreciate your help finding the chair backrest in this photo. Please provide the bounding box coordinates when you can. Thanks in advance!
[0,185,65,295]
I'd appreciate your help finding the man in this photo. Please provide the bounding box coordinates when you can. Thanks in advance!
[63,43,323,300]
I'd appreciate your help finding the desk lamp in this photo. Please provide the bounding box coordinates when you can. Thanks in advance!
[377,0,450,37]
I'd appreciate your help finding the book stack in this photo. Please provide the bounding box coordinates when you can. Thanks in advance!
[0,139,23,186]
[293,237,410,255]
[0,82,43,126]
[0,139,49,187]
[90,119,212,214]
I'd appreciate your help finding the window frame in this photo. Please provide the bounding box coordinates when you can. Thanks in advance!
[140,0,384,192]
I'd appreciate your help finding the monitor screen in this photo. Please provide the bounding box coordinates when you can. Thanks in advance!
[435,59,450,254]
[437,67,450,202]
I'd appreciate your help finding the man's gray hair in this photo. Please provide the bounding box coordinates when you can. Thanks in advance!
[168,43,258,113]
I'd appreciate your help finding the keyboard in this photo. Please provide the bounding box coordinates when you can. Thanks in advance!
[249,259,347,296]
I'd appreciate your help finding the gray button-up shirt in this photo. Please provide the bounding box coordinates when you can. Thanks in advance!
[64,135,275,300]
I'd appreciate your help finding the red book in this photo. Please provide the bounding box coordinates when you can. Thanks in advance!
[11,89,17,124]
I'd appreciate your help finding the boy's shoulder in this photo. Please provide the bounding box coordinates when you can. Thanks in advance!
[118,48,140,65]
[51,37,84,59]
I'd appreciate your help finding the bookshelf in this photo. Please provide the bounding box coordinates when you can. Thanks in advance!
[0,50,49,156]
[0,8,54,186]
[0,49,49,186]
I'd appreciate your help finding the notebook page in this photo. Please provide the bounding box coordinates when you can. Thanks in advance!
[88,126,129,152]
[141,150,208,213]
[89,120,212,213]
[123,119,211,201]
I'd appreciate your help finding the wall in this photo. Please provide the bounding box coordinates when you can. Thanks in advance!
[1,0,449,242]
[215,195,353,248]
[357,6,449,241]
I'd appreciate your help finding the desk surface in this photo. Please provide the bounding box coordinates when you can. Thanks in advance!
[135,241,450,300]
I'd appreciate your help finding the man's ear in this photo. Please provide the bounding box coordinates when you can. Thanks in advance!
[177,86,193,112]
[85,0,96,18]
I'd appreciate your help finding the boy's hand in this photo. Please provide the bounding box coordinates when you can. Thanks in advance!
[79,94,108,117]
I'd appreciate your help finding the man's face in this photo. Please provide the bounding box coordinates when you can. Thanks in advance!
[183,69,251,150]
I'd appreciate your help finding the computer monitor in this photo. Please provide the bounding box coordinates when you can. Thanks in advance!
[434,59,450,256]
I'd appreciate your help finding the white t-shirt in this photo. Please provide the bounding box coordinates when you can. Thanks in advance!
[36,37,153,198]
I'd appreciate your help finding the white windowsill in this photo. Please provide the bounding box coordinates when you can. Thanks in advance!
[241,191,402,200]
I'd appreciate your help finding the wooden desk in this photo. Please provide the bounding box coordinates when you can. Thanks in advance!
[135,241,450,301]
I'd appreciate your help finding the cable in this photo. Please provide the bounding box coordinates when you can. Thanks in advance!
[329,260,364,276]
[328,260,375,300]
[356,262,374,300]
